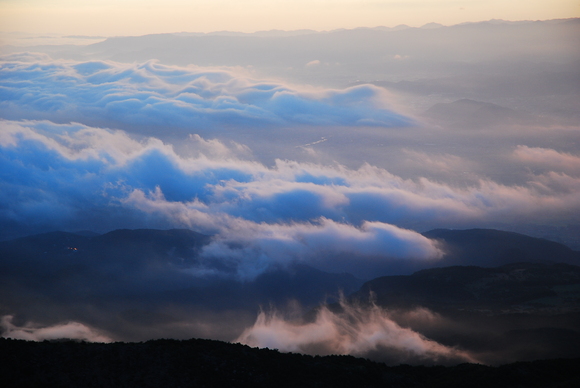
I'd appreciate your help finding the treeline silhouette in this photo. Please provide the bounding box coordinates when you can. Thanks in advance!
[1,338,579,387]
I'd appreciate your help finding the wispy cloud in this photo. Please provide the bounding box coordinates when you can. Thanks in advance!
[1,315,112,342]
[513,145,580,176]
[237,300,475,364]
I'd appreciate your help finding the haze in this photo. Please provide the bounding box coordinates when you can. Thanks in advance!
[1,1,580,367]
[1,0,579,37]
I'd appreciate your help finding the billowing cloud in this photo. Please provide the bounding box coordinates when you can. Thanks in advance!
[1,315,112,342]
[236,300,475,365]
[2,119,580,277]
[195,218,443,280]
[0,54,412,134]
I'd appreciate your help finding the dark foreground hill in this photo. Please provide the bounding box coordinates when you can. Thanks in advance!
[1,338,579,388]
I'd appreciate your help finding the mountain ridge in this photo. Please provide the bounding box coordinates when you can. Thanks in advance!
[422,228,580,268]
[2,337,579,387]
[353,261,580,313]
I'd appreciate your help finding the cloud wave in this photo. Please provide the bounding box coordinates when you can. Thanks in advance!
[0,54,412,134]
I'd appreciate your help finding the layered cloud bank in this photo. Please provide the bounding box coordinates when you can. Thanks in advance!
[0,54,411,134]
[2,119,580,277]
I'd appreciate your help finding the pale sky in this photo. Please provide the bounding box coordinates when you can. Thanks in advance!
[1,0,579,36]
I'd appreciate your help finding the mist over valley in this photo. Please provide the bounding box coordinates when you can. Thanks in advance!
[1,15,580,374]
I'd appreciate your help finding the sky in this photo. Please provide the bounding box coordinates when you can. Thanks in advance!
[1,0,579,36]
[1,0,580,364]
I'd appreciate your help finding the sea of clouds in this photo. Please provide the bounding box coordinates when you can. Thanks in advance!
[1,52,580,362]
[2,54,580,279]
[0,53,411,134]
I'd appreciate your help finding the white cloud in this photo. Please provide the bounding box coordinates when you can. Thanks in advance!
[2,119,580,278]
[513,145,580,176]
[0,56,413,134]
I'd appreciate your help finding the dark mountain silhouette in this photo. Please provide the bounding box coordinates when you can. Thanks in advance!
[93,228,211,249]
[159,263,361,310]
[333,228,580,276]
[2,227,580,359]
[72,230,101,237]
[354,262,580,312]
[422,228,580,268]
[0,228,211,268]
[0,228,362,341]
[0,229,213,296]
[0,228,360,304]
[85,228,212,267]
[2,338,579,388]
[1,227,578,316]
[348,262,580,364]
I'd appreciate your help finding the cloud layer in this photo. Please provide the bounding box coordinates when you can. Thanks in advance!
[0,54,412,134]
[2,119,580,278]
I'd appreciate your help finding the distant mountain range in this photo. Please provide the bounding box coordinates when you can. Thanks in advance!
[4,18,577,93]
[354,261,580,313]
[346,261,580,364]
[0,228,362,309]
[1,227,578,308]
[423,228,580,268]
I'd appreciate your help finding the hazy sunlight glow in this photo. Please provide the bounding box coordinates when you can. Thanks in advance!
[1,0,579,36]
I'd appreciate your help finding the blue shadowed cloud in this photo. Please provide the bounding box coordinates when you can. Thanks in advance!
[2,119,580,278]
[0,54,414,134]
